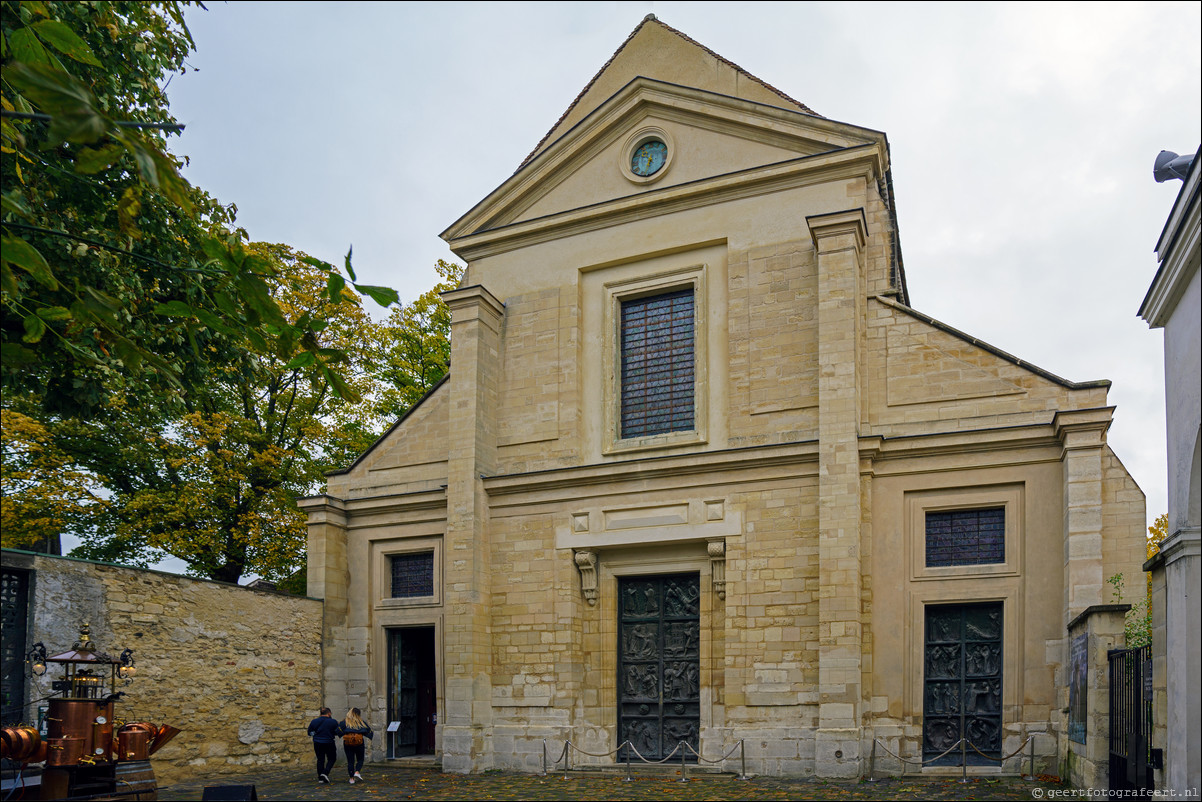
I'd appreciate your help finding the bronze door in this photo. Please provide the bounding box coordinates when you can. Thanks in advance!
[923,602,1003,765]
[618,574,700,760]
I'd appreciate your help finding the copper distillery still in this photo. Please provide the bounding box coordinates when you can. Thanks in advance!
[13,623,181,801]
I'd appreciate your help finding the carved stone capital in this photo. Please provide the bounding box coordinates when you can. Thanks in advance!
[574,549,598,606]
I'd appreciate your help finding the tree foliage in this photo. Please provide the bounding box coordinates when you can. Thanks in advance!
[1,1,398,413]
[0,1,460,584]
[1147,512,1167,556]
[2,247,461,582]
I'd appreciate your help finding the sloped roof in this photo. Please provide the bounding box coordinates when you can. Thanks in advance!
[519,14,822,170]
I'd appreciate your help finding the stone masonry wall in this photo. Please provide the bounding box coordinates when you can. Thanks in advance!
[8,551,322,786]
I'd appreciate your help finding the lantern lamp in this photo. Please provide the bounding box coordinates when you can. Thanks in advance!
[28,642,47,677]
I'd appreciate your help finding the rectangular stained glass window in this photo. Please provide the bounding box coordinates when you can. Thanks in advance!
[925,508,1005,567]
[390,552,434,598]
[620,289,694,439]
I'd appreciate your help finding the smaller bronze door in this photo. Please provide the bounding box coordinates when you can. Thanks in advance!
[618,574,700,760]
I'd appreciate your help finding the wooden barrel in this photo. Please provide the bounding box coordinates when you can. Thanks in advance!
[114,760,157,801]
[38,768,70,801]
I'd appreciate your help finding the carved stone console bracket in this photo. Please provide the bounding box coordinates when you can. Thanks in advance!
[708,538,726,600]
[574,549,598,606]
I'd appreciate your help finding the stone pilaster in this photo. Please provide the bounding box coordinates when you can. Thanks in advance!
[440,284,505,773]
[1145,528,1202,795]
[1063,605,1130,790]
[809,209,867,778]
[299,494,350,716]
[1054,408,1114,622]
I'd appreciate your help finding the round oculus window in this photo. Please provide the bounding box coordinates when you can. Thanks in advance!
[630,138,668,177]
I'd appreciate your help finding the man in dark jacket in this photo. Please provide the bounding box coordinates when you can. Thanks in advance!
[306,707,340,783]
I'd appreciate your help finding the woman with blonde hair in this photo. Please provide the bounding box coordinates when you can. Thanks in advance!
[337,708,373,784]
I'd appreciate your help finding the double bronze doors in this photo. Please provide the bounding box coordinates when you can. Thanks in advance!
[617,574,700,760]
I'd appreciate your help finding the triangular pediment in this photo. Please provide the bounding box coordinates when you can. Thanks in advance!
[442,77,883,245]
[522,15,820,169]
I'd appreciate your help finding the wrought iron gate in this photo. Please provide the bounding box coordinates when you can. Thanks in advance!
[923,602,1003,765]
[618,574,700,760]
[1108,646,1154,791]
[1,567,31,726]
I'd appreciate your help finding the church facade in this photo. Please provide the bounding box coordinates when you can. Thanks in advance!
[302,17,1147,777]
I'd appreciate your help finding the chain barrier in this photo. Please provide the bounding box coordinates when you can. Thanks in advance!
[542,738,750,781]
[868,734,1041,783]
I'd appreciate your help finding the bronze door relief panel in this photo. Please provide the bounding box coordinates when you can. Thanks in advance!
[618,574,700,760]
[923,602,1003,765]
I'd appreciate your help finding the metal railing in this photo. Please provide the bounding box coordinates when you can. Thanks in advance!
[541,738,749,781]
[868,734,1042,783]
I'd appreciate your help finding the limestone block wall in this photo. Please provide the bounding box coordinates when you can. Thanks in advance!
[1101,447,1151,603]
[8,551,322,786]
[864,299,1111,437]
[721,481,821,775]
[326,383,450,500]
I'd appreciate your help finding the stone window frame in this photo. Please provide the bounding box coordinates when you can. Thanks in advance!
[602,265,709,455]
[375,537,442,610]
[925,507,1006,568]
[906,484,1023,582]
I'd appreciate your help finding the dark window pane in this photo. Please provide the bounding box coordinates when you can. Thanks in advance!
[391,552,434,598]
[621,289,694,438]
[925,508,1005,567]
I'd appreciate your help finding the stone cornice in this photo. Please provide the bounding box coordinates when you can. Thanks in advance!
[1143,526,1201,571]
[296,493,348,524]
[442,284,506,321]
[448,145,885,262]
[1140,166,1200,328]
[298,490,447,521]
[443,76,885,243]
[1067,603,1131,633]
[1053,407,1115,448]
[807,208,868,252]
[859,422,1065,467]
[483,440,818,503]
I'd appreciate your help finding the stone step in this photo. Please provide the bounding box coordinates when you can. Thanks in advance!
[557,762,737,778]
[381,756,441,770]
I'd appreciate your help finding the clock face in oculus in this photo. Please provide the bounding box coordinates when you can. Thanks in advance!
[630,139,668,177]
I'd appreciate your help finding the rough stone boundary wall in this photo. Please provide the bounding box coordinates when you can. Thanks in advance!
[4,550,324,786]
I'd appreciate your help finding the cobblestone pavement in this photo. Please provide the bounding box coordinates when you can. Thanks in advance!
[159,765,1065,801]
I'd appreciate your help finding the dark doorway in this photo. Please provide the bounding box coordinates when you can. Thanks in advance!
[617,573,700,761]
[388,627,436,756]
[923,601,1003,765]
[1,567,30,727]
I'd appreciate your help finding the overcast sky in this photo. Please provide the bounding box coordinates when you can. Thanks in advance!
[158,1,1200,559]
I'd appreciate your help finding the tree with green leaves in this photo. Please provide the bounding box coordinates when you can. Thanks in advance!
[2,254,461,582]
[1,1,429,582]
[1,1,398,413]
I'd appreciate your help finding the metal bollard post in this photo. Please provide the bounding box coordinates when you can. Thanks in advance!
[1026,736,1036,780]
[542,739,547,777]
[739,739,748,780]
[679,741,688,782]
[624,741,632,782]
[563,740,570,780]
[868,739,877,782]
[960,738,968,784]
